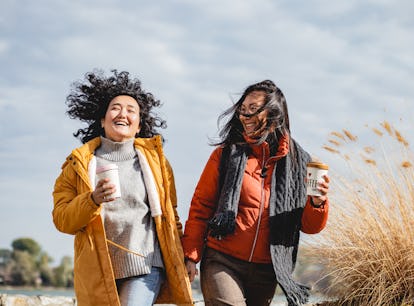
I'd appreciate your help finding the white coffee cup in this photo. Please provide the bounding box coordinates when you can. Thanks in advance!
[96,164,121,199]
[306,162,329,196]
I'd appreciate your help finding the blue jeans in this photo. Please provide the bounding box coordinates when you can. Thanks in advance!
[116,267,165,306]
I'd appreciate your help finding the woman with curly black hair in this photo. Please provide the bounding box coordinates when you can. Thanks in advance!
[53,70,192,306]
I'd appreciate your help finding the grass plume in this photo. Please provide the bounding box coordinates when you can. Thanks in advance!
[308,121,414,305]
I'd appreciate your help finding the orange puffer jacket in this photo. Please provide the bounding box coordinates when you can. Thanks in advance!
[53,136,193,306]
[182,136,329,263]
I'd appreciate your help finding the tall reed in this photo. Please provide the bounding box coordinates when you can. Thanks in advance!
[307,121,414,305]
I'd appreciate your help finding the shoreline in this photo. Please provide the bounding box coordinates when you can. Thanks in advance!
[0,286,328,305]
[0,286,75,297]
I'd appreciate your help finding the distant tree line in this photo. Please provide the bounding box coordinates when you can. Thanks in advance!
[0,237,73,288]
[0,238,327,293]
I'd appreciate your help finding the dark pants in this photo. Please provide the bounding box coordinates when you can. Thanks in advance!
[200,247,277,306]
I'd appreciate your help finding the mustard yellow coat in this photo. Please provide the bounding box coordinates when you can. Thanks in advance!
[52,136,193,306]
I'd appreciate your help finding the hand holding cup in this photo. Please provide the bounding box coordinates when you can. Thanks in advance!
[92,178,117,204]
[306,162,330,206]
[92,164,121,205]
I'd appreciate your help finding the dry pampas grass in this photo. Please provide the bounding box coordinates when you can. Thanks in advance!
[307,121,414,306]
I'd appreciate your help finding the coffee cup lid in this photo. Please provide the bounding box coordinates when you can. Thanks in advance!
[96,164,118,174]
[307,162,329,170]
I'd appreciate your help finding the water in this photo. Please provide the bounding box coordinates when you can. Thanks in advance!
[0,287,75,297]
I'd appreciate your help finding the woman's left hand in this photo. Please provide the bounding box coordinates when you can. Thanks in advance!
[311,174,330,206]
[92,178,116,205]
[185,259,198,282]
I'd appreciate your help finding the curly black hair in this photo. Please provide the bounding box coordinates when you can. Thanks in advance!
[215,80,291,147]
[66,69,166,144]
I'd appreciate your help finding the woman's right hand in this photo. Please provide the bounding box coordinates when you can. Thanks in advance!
[185,259,198,282]
[92,178,116,205]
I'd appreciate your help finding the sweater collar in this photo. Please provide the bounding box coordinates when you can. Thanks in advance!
[95,136,136,161]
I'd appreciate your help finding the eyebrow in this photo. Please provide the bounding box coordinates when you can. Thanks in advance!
[111,102,139,109]
[240,103,262,109]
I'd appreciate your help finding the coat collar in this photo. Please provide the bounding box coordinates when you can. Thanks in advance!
[70,136,163,161]
[242,133,290,160]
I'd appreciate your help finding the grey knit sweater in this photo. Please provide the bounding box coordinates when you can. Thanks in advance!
[96,137,164,279]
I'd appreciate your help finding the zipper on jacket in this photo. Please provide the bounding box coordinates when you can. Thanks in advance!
[248,146,267,262]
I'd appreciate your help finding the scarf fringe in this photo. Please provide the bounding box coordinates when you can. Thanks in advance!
[272,244,310,306]
[208,211,236,239]
[280,281,310,306]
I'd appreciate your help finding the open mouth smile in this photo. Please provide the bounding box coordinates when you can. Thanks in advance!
[114,121,129,126]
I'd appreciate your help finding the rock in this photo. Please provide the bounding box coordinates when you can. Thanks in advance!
[0,294,76,306]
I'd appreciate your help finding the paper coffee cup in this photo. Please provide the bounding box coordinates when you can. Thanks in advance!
[96,164,121,199]
[306,162,328,196]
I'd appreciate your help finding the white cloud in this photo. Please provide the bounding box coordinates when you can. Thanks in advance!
[0,0,413,262]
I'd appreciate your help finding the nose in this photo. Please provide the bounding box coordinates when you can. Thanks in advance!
[117,107,128,117]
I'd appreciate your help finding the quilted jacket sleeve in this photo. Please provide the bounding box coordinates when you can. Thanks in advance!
[181,147,222,263]
[52,157,101,235]
[301,197,329,234]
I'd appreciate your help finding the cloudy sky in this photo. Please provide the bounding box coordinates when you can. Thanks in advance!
[1,0,413,263]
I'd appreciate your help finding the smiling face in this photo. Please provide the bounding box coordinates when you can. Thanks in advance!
[101,95,141,142]
[238,91,268,138]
